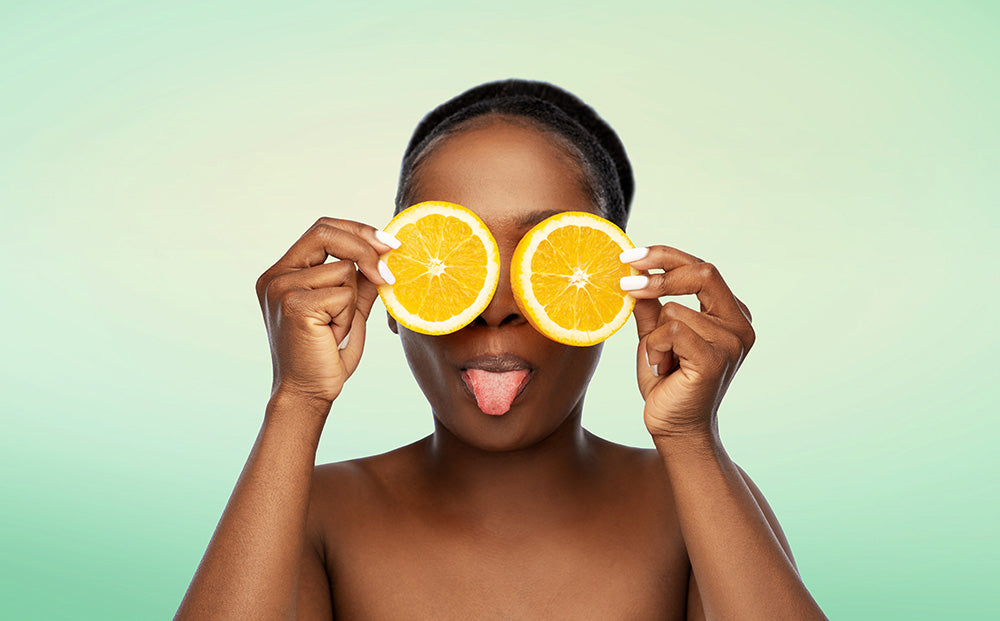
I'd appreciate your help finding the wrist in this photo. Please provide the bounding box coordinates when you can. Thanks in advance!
[651,429,723,463]
[265,387,333,430]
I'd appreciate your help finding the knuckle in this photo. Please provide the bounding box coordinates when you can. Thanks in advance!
[720,332,744,359]
[255,270,272,301]
[713,347,732,372]
[658,301,682,321]
[311,222,339,240]
[278,291,302,315]
[313,216,344,230]
[329,285,354,305]
[649,272,670,291]
[335,261,358,283]
[265,273,293,306]
[696,262,719,280]
[665,319,686,337]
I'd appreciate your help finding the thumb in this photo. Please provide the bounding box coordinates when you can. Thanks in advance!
[337,273,379,371]
[633,298,661,341]
[355,273,380,321]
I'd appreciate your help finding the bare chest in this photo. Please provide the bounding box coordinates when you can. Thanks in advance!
[324,505,689,620]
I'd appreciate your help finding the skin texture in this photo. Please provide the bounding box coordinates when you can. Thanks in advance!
[175,118,827,620]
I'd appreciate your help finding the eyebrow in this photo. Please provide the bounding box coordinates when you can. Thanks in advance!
[515,209,564,232]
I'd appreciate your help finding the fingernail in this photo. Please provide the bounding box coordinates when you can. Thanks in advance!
[620,275,649,291]
[378,260,396,285]
[619,247,649,263]
[645,349,659,377]
[375,230,402,249]
[337,331,351,350]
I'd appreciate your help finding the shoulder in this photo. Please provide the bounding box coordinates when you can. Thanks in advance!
[586,433,670,481]
[585,433,677,512]
[306,439,429,541]
[311,438,427,500]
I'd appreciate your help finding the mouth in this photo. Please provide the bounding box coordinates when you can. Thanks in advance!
[460,354,534,416]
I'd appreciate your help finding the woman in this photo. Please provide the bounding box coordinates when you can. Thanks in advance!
[176,80,827,619]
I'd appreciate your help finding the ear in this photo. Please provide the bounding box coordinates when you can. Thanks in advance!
[387,311,398,334]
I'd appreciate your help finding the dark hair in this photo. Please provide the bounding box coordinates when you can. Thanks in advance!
[394,79,634,229]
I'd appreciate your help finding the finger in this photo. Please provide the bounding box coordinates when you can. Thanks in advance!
[636,334,675,385]
[625,245,698,340]
[280,286,357,345]
[645,318,721,381]
[651,302,749,369]
[353,272,379,322]
[260,260,358,312]
[334,274,383,370]
[621,261,745,323]
[735,296,752,323]
[620,244,704,272]
[633,298,662,341]
[263,219,394,292]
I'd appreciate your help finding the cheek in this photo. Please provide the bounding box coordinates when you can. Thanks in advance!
[399,331,439,373]
[398,330,459,402]
[537,342,604,400]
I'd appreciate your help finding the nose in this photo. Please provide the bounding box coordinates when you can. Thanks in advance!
[472,256,526,328]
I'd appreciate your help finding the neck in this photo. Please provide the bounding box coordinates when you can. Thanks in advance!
[423,403,597,523]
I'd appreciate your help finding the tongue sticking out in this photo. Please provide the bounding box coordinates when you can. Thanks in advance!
[462,369,531,415]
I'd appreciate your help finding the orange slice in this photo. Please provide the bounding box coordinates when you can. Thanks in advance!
[378,201,500,335]
[511,212,638,346]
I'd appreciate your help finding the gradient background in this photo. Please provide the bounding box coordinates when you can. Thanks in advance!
[2,1,997,619]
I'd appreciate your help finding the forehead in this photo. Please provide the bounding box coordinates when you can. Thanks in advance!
[410,120,598,235]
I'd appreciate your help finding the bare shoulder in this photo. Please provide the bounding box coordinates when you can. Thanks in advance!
[309,440,423,539]
[583,433,679,517]
[585,432,671,480]
[309,438,429,514]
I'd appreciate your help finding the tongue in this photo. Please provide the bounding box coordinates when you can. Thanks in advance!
[462,369,530,415]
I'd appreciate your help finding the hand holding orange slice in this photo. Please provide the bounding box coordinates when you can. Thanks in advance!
[511,212,638,346]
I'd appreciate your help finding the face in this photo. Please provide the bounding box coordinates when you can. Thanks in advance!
[391,118,605,452]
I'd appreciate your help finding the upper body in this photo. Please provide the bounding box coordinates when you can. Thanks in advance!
[300,436,793,620]
[175,79,826,620]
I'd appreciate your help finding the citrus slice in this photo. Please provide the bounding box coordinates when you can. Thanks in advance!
[378,201,500,335]
[511,211,638,346]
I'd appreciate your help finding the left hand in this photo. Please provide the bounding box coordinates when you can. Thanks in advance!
[621,245,755,439]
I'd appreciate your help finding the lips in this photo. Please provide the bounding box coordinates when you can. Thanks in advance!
[460,354,534,415]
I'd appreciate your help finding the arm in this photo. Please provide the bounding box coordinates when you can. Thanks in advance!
[174,393,330,620]
[667,440,817,620]
[175,218,395,620]
[620,245,825,620]
[685,466,799,621]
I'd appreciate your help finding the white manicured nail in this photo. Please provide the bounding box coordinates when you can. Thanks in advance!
[619,247,649,263]
[619,275,649,291]
[375,230,402,249]
[337,331,351,350]
[378,260,396,285]
[645,349,659,377]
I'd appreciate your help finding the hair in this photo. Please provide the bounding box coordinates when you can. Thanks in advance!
[394,79,634,230]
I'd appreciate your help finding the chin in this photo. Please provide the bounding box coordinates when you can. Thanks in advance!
[431,399,579,454]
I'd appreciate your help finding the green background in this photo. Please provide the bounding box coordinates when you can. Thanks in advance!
[2,1,996,618]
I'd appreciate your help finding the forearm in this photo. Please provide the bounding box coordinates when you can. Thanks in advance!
[656,435,826,621]
[175,392,330,621]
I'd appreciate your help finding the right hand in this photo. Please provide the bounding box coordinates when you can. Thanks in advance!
[255,217,395,406]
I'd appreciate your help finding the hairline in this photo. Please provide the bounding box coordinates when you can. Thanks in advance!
[397,113,608,219]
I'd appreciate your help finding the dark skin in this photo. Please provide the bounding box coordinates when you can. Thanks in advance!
[176,119,827,620]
